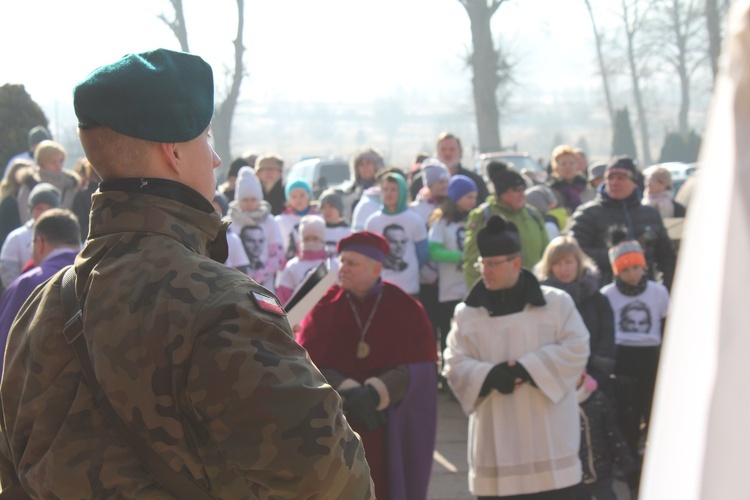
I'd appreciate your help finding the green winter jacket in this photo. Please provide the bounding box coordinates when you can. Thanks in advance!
[462,196,550,287]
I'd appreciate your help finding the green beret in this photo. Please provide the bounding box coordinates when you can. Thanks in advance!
[73,48,214,143]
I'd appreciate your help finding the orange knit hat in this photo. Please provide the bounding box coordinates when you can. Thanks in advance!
[608,226,646,275]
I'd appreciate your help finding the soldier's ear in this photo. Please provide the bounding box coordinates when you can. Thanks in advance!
[159,142,180,174]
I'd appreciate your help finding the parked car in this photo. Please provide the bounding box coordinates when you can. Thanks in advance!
[642,162,698,198]
[474,152,548,188]
[286,157,351,199]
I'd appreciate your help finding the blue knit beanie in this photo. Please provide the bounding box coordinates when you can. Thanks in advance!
[285,178,312,200]
[447,175,477,202]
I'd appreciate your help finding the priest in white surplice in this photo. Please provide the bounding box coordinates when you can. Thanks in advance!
[443,216,590,500]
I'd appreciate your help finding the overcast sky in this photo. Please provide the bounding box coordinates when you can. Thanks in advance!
[1,0,601,106]
[0,0,716,164]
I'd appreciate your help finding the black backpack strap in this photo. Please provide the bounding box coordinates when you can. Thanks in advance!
[60,267,213,499]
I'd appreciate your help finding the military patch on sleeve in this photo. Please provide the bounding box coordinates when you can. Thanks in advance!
[250,291,286,316]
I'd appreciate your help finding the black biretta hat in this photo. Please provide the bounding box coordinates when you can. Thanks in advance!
[73,48,214,143]
[477,215,521,257]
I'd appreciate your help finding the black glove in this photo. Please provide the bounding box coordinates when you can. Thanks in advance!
[482,363,516,395]
[507,362,532,385]
[340,385,382,431]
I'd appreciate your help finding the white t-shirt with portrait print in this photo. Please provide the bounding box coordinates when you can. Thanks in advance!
[324,222,352,258]
[275,212,303,262]
[225,230,250,270]
[229,215,283,291]
[601,279,669,347]
[364,209,427,295]
[429,218,469,303]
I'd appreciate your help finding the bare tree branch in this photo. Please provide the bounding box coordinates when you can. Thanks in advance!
[584,0,616,129]
[158,0,189,52]
[489,0,507,17]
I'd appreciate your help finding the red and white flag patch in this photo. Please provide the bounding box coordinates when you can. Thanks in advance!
[251,291,286,316]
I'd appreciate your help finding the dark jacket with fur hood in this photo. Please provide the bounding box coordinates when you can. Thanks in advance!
[542,265,615,384]
[567,187,676,289]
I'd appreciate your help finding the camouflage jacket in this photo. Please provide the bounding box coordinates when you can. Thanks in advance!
[0,179,373,499]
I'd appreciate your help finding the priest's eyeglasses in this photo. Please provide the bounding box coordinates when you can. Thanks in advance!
[473,256,515,271]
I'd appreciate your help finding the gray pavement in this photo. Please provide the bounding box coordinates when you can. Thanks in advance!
[428,392,472,499]
[428,391,632,500]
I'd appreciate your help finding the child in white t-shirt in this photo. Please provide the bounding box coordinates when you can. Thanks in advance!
[276,215,337,306]
[212,191,250,273]
[600,228,669,459]
[318,188,351,258]
[275,178,317,264]
[364,173,427,296]
[427,174,478,355]
[227,167,283,291]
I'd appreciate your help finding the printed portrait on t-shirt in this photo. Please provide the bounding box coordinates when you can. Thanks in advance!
[456,226,467,271]
[325,240,337,256]
[240,225,265,271]
[456,227,466,251]
[285,223,300,261]
[383,223,408,272]
[619,301,652,333]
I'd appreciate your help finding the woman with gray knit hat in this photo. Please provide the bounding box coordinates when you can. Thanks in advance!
[342,147,384,223]
[318,188,352,257]
[524,184,566,240]
[642,166,686,219]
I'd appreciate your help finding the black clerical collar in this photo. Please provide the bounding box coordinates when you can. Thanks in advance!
[465,268,546,317]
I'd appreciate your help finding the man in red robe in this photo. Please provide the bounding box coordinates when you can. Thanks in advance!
[297,231,438,500]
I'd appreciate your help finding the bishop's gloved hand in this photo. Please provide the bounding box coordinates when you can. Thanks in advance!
[339,385,383,431]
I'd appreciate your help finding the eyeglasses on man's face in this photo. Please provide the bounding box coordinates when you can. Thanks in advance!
[473,256,515,271]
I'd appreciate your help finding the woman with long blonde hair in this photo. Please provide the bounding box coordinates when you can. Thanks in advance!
[535,235,616,392]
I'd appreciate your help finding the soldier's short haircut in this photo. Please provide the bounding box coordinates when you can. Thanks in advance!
[33,209,81,247]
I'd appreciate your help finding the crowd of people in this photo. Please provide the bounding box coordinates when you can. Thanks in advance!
[0,48,685,499]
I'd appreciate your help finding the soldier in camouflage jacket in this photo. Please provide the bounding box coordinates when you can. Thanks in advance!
[0,49,373,499]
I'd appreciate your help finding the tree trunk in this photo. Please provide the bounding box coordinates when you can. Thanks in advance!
[584,0,615,130]
[663,0,700,136]
[213,0,246,177]
[623,0,653,165]
[161,0,246,179]
[678,62,691,135]
[460,0,503,153]
[159,0,189,52]
[706,0,721,82]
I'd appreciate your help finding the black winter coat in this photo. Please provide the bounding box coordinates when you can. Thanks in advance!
[263,180,286,216]
[542,269,615,385]
[579,390,638,484]
[567,188,676,289]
